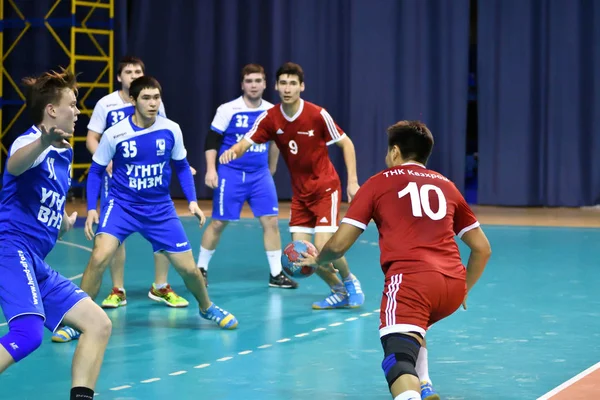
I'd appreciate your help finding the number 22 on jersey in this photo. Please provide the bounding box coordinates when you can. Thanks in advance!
[398,181,447,220]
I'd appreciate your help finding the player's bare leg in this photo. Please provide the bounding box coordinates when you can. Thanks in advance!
[0,344,15,373]
[80,234,121,301]
[196,219,229,284]
[153,252,170,285]
[63,298,112,391]
[261,215,297,288]
[148,252,189,307]
[107,243,126,289]
[164,250,237,329]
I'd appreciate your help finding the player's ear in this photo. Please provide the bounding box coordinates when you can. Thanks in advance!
[300,82,305,92]
[46,103,57,119]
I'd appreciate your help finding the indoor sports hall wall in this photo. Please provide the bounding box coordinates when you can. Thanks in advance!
[1,0,598,207]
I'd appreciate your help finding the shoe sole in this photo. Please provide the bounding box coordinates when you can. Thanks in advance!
[101,299,127,309]
[148,292,189,308]
[268,283,298,289]
[423,395,440,400]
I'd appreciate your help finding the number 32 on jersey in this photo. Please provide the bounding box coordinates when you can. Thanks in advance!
[398,181,447,220]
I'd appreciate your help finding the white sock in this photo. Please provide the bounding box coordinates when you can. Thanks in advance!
[153,282,167,290]
[394,390,421,400]
[197,246,215,271]
[266,250,282,276]
[416,347,431,384]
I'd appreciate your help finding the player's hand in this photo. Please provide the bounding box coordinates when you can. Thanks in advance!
[84,210,99,241]
[205,170,218,189]
[190,166,197,176]
[189,201,206,227]
[106,160,113,178]
[59,211,78,239]
[462,293,468,310]
[219,148,237,164]
[39,124,72,149]
[347,182,360,203]
[295,252,339,274]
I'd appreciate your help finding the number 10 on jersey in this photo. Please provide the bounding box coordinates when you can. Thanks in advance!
[398,182,446,220]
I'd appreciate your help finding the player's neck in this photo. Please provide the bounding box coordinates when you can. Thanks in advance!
[132,112,156,129]
[242,95,262,109]
[281,98,302,118]
[119,89,132,104]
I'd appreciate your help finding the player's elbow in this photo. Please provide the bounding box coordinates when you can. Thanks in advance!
[6,158,24,176]
[463,228,492,259]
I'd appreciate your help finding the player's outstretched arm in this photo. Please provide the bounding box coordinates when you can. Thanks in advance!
[219,138,253,164]
[460,227,492,308]
[335,136,360,202]
[7,126,72,176]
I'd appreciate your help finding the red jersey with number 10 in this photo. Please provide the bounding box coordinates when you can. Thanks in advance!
[341,163,480,279]
[245,99,346,200]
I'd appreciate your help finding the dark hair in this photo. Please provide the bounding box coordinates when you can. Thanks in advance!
[22,67,78,125]
[117,56,145,75]
[241,64,266,82]
[276,62,304,83]
[386,120,434,165]
[129,76,162,101]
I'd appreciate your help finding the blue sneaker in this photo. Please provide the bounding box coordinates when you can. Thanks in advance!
[343,274,365,308]
[51,326,81,343]
[199,303,238,329]
[312,289,349,309]
[420,381,440,400]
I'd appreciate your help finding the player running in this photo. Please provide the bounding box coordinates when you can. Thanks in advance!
[296,120,492,400]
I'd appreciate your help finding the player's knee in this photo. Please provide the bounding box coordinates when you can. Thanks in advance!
[381,333,422,388]
[260,215,279,231]
[0,315,44,362]
[210,219,228,233]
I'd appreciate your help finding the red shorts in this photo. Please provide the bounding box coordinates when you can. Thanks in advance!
[289,186,342,234]
[379,271,466,337]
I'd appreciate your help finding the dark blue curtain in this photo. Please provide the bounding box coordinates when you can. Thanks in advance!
[121,0,470,200]
[477,0,600,207]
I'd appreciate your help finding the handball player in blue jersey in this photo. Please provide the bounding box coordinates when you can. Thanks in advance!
[0,68,112,400]
[79,75,238,329]
[197,64,297,289]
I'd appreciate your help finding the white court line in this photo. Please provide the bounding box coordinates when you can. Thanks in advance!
[0,240,90,327]
[536,361,600,399]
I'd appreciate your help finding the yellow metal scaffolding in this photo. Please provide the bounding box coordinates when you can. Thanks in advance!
[0,0,114,181]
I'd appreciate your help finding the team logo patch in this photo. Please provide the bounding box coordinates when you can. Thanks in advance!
[156,139,166,156]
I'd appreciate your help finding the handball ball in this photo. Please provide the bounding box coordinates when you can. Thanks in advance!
[281,240,318,278]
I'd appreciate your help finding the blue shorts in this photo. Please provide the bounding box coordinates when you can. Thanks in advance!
[100,170,111,210]
[97,197,192,253]
[212,165,278,221]
[0,240,89,332]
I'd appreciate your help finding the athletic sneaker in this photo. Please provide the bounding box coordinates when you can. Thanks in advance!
[199,303,238,329]
[343,274,365,308]
[51,326,81,343]
[312,289,349,309]
[148,283,189,307]
[269,272,298,289]
[101,287,127,308]
[420,381,440,400]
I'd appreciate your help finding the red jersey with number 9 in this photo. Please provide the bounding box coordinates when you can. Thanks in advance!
[244,99,346,201]
[341,163,480,279]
